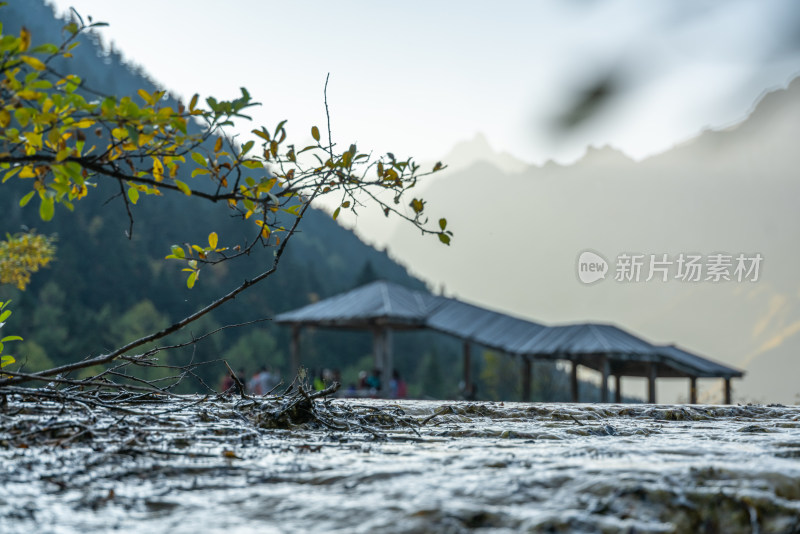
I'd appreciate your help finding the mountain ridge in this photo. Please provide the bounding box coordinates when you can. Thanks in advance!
[370,73,800,403]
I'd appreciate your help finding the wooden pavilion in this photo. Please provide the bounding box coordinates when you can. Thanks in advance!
[275,281,744,403]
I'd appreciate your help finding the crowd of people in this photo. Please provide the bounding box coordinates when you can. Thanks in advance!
[343,368,407,398]
[220,366,408,399]
[219,366,281,396]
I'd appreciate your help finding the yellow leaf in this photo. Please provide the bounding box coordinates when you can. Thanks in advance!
[174,179,192,196]
[208,232,218,249]
[0,110,10,128]
[73,119,95,129]
[214,137,223,153]
[189,94,199,112]
[71,183,88,200]
[138,133,155,147]
[19,166,36,179]
[137,88,153,106]
[20,27,31,52]
[311,126,320,142]
[17,90,41,100]
[20,56,46,71]
[152,157,164,182]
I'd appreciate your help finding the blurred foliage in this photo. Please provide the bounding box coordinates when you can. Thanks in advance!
[0,299,22,372]
[0,231,56,290]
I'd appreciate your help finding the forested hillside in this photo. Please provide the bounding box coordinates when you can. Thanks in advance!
[0,0,434,393]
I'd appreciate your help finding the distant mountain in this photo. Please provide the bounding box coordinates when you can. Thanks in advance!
[369,76,800,404]
[434,133,530,176]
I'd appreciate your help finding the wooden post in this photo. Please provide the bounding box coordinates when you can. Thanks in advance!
[600,357,610,403]
[290,325,301,378]
[689,377,697,404]
[382,329,393,399]
[648,362,657,404]
[724,378,731,404]
[614,375,622,403]
[372,328,387,396]
[570,360,579,403]
[521,356,532,402]
[372,328,384,372]
[463,341,471,396]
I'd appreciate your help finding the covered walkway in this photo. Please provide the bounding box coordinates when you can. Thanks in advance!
[275,281,744,403]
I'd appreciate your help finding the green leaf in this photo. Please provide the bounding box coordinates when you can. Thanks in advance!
[0,336,22,343]
[274,120,287,138]
[439,218,447,231]
[311,126,320,142]
[169,245,185,259]
[438,232,451,245]
[191,152,207,167]
[174,179,192,196]
[240,140,254,156]
[186,270,198,289]
[252,129,270,142]
[2,166,21,183]
[19,190,35,207]
[127,187,139,204]
[39,195,55,221]
[31,43,59,54]
[333,207,340,220]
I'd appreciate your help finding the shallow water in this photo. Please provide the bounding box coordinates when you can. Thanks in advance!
[2,398,799,533]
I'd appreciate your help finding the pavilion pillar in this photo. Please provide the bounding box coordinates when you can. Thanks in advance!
[570,360,579,403]
[290,325,301,378]
[372,328,388,397]
[463,341,472,397]
[648,362,657,404]
[382,329,393,399]
[600,357,610,403]
[521,356,532,402]
[614,375,622,404]
[689,377,697,404]
[724,378,731,404]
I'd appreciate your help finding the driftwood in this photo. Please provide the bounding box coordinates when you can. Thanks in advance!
[0,364,426,454]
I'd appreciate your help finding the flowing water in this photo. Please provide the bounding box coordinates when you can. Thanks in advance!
[1,398,799,533]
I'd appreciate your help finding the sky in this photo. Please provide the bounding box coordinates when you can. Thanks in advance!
[47,0,800,165]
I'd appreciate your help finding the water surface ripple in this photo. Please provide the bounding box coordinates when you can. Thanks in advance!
[1,399,799,533]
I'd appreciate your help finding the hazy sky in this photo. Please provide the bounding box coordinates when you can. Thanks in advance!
[47,1,800,164]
